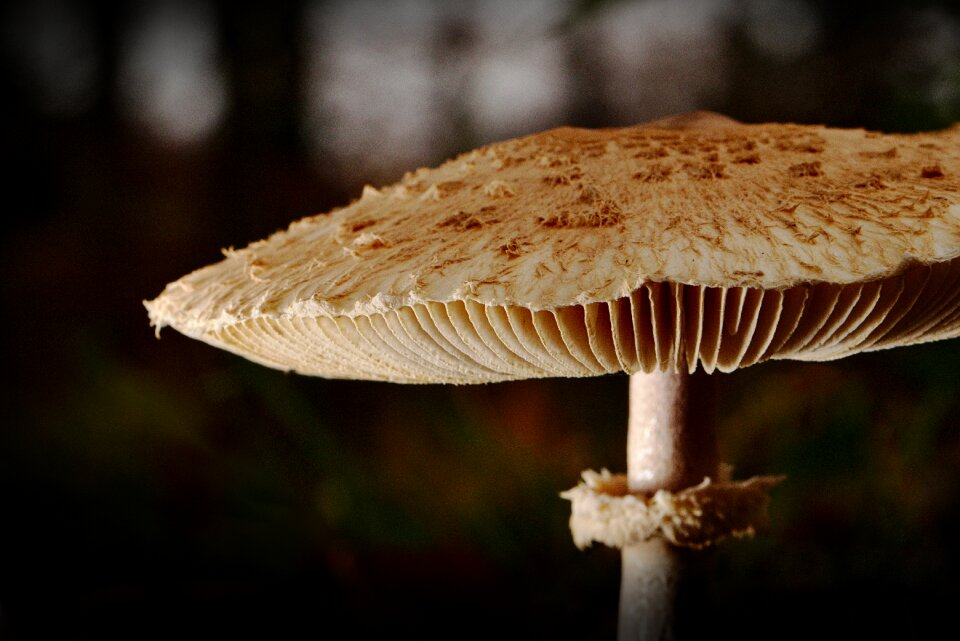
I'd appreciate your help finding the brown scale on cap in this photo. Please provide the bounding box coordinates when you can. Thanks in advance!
[146,112,960,384]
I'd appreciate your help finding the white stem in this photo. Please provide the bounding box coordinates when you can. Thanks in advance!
[619,370,717,641]
[619,540,677,641]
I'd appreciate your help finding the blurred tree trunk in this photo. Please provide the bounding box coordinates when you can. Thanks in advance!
[214,0,327,245]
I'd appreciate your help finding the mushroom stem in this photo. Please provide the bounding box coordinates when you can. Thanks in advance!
[619,369,718,640]
[619,539,677,640]
[627,369,718,493]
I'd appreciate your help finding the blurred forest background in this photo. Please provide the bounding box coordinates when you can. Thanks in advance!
[2,0,960,638]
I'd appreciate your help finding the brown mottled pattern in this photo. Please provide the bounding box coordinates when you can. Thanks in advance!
[146,112,960,382]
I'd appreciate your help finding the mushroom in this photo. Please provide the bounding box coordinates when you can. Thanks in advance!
[146,112,960,639]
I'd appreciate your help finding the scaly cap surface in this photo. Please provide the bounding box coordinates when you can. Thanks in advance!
[146,113,960,383]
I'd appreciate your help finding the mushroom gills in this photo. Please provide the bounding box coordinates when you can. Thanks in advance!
[197,257,960,383]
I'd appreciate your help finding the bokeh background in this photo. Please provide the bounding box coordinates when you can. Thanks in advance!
[3,0,960,638]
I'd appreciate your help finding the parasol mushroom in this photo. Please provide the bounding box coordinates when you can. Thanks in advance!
[146,112,960,639]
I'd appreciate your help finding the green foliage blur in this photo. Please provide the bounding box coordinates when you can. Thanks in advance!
[2,1,959,639]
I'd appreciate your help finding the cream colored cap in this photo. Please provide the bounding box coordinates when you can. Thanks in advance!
[145,112,960,383]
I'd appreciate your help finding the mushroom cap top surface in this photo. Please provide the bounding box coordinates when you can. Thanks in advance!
[147,112,960,383]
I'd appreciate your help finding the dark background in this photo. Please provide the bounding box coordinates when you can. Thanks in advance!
[2,0,960,638]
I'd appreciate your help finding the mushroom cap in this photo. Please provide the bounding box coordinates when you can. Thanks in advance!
[146,112,960,383]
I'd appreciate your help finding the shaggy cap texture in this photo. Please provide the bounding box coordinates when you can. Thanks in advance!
[146,112,960,383]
